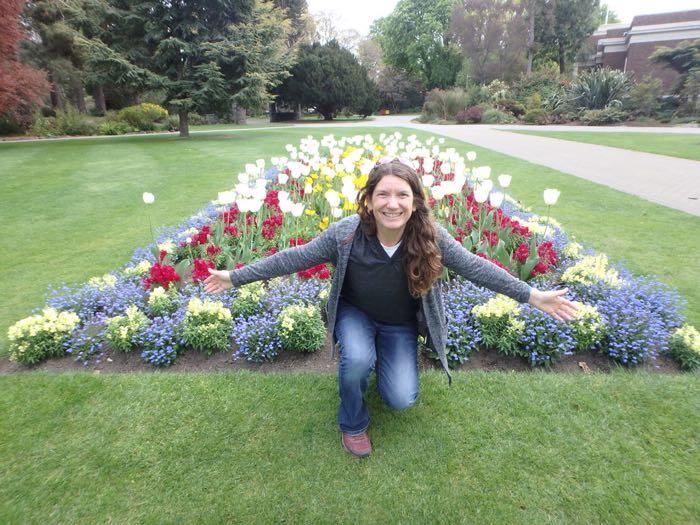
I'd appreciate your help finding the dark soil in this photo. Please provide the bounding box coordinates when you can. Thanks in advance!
[0,331,682,375]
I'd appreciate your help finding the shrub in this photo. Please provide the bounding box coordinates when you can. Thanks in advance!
[117,103,168,131]
[422,88,470,120]
[231,281,266,318]
[278,303,326,352]
[521,109,547,125]
[8,308,80,364]
[105,305,149,352]
[568,68,631,110]
[98,121,134,135]
[455,105,484,124]
[579,107,629,125]
[624,76,663,117]
[494,99,526,117]
[31,116,59,137]
[481,107,516,124]
[511,70,565,105]
[472,295,524,355]
[667,324,700,371]
[182,298,233,355]
[54,108,97,136]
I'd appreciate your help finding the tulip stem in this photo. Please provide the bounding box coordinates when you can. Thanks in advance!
[542,205,551,241]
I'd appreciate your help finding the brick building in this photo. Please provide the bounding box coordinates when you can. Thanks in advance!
[577,9,700,90]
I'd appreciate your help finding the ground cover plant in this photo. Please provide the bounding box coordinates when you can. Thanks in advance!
[1,371,698,523]
[6,132,697,372]
[509,131,700,162]
[1,126,699,357]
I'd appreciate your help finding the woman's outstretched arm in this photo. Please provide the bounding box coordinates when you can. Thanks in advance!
[435,223,577,321]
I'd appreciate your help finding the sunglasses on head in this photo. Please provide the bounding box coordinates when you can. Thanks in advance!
[375,156,413,169]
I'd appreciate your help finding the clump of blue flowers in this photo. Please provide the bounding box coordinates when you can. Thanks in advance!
[134,310,186,366]
[518,305,576,366]
[231,312,283,362]
[442,279,492,366]
[64,314,108,366]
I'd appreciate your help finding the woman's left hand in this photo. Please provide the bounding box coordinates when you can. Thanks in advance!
[528,288,579,322]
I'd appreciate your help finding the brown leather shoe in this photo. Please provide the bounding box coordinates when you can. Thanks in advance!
[341,431,372,458]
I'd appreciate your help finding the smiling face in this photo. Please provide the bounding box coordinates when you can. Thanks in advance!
[367,175,416,240]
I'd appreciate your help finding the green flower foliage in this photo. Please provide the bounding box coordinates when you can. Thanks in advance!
[105,305,149,352]
[181,298,233,355]
[7,308,79,364]
[570,302,606,351]
[668,324,700,371]
[147,286,179,317]
[472,295,524,355]
[231,282,266,318]
[278,303,326,353]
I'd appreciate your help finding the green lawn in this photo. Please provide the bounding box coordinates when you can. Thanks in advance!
[1,371,698,523]
[510,130,700,161]
[1,126,699,355]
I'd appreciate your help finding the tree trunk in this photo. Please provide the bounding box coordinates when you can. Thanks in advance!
[526,5,535,75]
[179,109,190,138]
[231,102,247,124]
[74,80,86,114]
[48,70,64,112]
[93,85,106,115]
[558,40,566,74]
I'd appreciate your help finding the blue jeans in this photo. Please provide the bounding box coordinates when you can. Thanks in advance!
[334,299,419,435]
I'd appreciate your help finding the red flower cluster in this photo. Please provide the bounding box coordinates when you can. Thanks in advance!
[264,190,280,212]
[289,237,307,247]
[298,263,331,280]
[220,205,239,224]
[224,225,239,236]
[191,225,211,246]
[262,214,284,240]
[514,243,530,263]
[476,252,506,270]
[192,258,215,282]
[143,263,181,290]
[206,245,221,256]
[482,230,499,247]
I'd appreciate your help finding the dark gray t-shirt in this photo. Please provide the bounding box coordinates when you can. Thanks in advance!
[340,226,419,324]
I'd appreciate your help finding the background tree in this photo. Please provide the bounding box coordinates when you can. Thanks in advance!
[357,38,383,82]
[534,0,600,73]
[276,40,379,120]
[450,0,528,84]
[0,0,49,130]
[376,66,424,112]
[371,0,462,89]
[272,0,313,49]
[651,39,700,113]
[311,11,362,52]
[596,3,620,25]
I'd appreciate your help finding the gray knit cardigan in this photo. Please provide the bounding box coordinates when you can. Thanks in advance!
[229,214,532,384]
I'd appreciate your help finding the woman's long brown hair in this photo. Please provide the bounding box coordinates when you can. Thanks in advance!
[356,160,443,297]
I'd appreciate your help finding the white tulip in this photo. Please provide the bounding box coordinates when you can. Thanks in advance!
[489,191,504,208]
[256,159,265,169]
[291,202,305,217]
[473,184,490,204]
[423,158,434,173]
[472,166,492,181]
[237,173,249,184]
[142,192,155,204]
[430,185,445,201]
[278,190,290,202]
[498,174,512,188]
[217,191,236,205]
[304,183,313,194]
[466,151,477,162]
[279,199,293,214]
[249,199,263,212]
[421,175,435,187]
[332,207,343,218]
[245,163,258,176]
[325,190,341,208]
[237,199,251,213]
[278,172,289,185]
[440,162,451,175]
[543,188,561,205]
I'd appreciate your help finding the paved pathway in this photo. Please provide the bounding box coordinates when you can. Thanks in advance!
[312,116,700,216]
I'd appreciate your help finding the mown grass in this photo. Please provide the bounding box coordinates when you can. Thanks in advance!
[511,130,700,161]
[1,371,698,523]
[1,126,699,356]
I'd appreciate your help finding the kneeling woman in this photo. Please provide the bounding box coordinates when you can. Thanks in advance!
[205,158,577,458]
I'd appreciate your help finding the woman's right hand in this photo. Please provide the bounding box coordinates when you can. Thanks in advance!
[203,268,233,294]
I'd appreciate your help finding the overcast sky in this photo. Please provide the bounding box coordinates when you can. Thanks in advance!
[306,0,700,37]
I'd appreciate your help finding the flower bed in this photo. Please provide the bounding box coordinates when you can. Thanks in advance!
[8,133,697,371]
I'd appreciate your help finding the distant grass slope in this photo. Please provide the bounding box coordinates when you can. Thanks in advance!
[511,130,700,162]
[1,371,698,523]
[1,126,698,356]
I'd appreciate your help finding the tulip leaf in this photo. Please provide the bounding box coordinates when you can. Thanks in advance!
[213,221,224,245]
[520,254,539,281]
[495,240,510,267]
[174,259,192,283]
